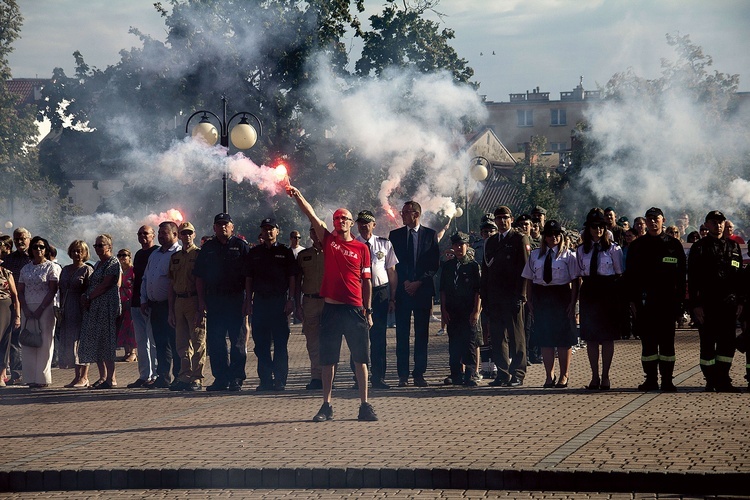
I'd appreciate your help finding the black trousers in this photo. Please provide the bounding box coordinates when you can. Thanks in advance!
[395,296,430,379]
[486,300,526,382]
[251,295,290,386]
[206,293,247,385]
[636,301,677,361]
[149,300,179,382]
[447,315,479,378]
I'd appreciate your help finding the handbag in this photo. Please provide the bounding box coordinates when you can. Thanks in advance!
[19,318,43,348]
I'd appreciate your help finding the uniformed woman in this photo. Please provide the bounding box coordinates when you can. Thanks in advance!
[576,209,624,390]
[522,220,579,388]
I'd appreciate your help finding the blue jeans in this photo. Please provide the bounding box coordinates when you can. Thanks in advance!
[132,307,157,381]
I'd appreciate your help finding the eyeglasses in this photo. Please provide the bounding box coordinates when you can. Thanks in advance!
[31,245,46,250]
[117,253,129,258]
[93,243,107,249]
[333,216,352,222]
[180,231,193,236]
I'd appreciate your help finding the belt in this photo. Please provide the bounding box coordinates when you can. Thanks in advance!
[372,284,388,291]
[176,291,197,298]
[303,293,322,299]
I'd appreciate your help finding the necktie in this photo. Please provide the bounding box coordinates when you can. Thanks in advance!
[366,241,374,265]
[407,229,416,280]
[590,243,599,276]
[543,248,553,284]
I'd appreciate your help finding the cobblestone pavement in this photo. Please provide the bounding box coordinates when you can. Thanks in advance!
[1,319,748,496]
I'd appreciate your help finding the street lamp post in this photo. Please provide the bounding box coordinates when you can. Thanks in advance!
[185,96,263,213]
[466,156,490,233]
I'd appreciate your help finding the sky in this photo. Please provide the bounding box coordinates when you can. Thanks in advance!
[8,0,750,102]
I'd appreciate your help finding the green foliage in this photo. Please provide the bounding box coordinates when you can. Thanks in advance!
[356,0,474,85]
[515,136,560,218]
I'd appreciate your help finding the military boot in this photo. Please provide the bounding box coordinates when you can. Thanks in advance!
[659,360,677,392]
[700,362,716,392]
[638,360,659,391]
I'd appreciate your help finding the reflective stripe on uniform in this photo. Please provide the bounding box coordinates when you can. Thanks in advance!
[716,355,734,364]
[699,358,715,366]
[641,354,659,362]
[658,354,676,362]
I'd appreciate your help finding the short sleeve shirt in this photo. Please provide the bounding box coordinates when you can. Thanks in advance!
[245,243,298,296]
[19,260,60,304]
[192,236,251,295]
[320,231,371,307]
[523,246,580,285]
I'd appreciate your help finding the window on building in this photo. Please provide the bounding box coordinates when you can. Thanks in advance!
[517,109,533,127]
[550,109,566,126]
[549,142,567,152]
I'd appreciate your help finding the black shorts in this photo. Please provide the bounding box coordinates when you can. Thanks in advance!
[320,303,369,366]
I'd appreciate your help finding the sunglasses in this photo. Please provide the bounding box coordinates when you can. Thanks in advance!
[31,245,46,250]
[117,253,129,258]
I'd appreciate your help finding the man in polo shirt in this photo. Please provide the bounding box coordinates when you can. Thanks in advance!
[244,218,298,391]
[193,213,251,391]
[287,184,378,422]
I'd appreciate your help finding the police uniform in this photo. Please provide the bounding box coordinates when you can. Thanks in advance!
[440,233,481,385]
[481,208,531,386]
[688,211,744,392]
[168,227,206,388]
[245,223,298,390]
[192,228,250,389]
[625,208,686,391]
[356,230,398,386]
[296,244,325,387]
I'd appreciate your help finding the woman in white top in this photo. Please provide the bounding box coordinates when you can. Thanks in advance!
[18,236,60,388]
[522,220,579,388]
[576,209,624,390]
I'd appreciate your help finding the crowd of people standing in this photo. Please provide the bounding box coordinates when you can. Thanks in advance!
[1,199,748,423]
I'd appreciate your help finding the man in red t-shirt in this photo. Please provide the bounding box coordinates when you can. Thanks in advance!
[287,185,378,422]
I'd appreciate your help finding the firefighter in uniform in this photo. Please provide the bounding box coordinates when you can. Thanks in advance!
[625,207,686,392]
[167,221,206,391]
[688,210,744,392]
[295,222,327,390]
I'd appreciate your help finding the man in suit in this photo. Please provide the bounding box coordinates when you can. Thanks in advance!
[389,201,440,387]
[481,205,531,387]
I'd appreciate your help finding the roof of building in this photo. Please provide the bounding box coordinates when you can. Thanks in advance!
[5,78,47,106]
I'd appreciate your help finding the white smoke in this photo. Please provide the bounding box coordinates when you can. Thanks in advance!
[310,59,488,221]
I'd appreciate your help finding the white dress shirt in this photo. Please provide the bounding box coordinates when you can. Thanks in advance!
[356,235,399,288]
[141,241,181,303]
[522,245,579,286]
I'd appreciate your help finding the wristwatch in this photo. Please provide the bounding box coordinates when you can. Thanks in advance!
[365,308,373,315]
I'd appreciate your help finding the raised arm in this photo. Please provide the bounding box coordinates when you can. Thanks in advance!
[287,185,326,245]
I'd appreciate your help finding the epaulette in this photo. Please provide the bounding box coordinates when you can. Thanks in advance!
[376,236,389,241]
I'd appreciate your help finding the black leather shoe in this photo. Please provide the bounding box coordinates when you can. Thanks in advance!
[255,383,274,392]
[154,377,170,389]
[413,375,428,387]
[188,381,203,391]
[206,382,229,392]
[229,379,243,391]
[127,379,147,389]
[371,379,390,390]
[506,378,523,387]
[638,379,659,391]
[397,378,408,387]
[488,377,506,387]
[312,402,333,422]
[306,379,323,390]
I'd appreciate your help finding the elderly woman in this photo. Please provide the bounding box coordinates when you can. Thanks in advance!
[0,245,21,388]
[78,234,121,389]
[576,209,624,390]
[522,220,579,388]
[59,240,93,388]
[18,236,60,388]
[116,248,136,362]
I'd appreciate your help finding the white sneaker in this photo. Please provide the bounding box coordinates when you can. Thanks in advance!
[430,315,441,323]
[436,328,445,336]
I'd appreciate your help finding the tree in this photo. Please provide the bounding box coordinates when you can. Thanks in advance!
[356,0,474,85]
[515,136,560,217]
[0,0,76,241]
[560,33,745,223]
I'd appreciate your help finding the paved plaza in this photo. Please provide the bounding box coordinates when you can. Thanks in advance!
[1,320,748,497]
